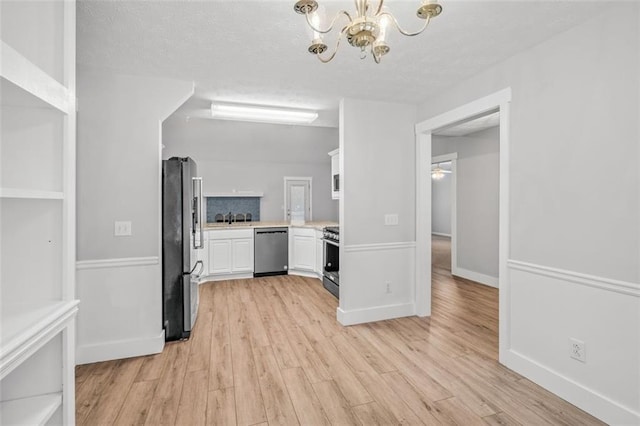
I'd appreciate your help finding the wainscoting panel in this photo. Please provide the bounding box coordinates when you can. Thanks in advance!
[505,260,640,425]
[339,242,416,325]
[76,257,164,364]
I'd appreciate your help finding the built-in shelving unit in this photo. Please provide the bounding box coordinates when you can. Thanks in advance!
[0,0,78,424]
[0,393,62,426]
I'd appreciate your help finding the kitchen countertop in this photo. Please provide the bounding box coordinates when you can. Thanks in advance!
[203,221,337,231]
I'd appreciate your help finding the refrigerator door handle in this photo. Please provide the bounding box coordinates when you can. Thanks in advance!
[190,260,204,277]
[192,177,204,249]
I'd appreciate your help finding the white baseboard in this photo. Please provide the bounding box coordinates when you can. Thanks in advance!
[431,232,451,238]
[453,266,498,288]
[76,330,165,365]
[337,302,415,326]
[503,349,639,425]
[288,270,322,280]
[200,272,253,282]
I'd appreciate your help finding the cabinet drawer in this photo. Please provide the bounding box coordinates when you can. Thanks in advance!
[208,229,253,240]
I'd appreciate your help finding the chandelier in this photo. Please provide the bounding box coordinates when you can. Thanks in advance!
[293,0,443,63]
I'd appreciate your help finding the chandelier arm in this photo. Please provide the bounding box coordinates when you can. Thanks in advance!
[304,8,353,34]
[379,11,432,37]
[315,27,347,63]
[373,0,384,17]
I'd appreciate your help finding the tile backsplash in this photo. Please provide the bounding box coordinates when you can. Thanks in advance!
[206,197,260,223]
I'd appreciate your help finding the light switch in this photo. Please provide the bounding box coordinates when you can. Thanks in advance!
[384,214,399,226]
[114,221,132,236]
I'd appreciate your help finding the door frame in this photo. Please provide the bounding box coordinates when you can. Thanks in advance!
[431,153,458,273]
[415,88,511,363]
[283,176,313,222]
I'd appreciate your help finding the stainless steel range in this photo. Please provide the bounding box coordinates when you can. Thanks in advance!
[322,226,339,298]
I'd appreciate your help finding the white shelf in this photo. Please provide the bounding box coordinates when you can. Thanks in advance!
[0,188,64,200]
[0,300,79,380]
[0,393,62,426]
[0,41,72,114]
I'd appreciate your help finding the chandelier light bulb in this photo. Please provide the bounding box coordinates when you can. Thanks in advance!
[377,13,390,42]
[293,0,442,63]
[431,168,445,180]
[306,10,321,39]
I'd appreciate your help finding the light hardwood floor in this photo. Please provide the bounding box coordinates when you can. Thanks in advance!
[76,243,603,425]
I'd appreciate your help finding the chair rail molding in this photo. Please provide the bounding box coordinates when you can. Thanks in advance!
[76,256,159,270]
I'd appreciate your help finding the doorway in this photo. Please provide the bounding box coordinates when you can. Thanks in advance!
[415,88,511,363]
[431,153,458,276]
[284,177,312,222]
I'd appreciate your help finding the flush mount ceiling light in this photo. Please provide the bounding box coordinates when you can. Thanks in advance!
[293,0,443,63]
[210,103,318,125]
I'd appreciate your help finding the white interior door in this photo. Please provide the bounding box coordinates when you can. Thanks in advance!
[285,178,311,222]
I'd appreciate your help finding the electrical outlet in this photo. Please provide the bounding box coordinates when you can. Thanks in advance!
[384,214,399,226]
[385,281,392,294]
[569,338,586,362]
[114,221,132,236]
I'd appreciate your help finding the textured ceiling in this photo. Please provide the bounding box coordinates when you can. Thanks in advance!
[77,0,604,127]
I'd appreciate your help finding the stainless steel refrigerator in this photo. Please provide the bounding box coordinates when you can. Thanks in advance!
[162,157,204,341]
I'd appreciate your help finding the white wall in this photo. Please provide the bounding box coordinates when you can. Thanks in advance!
[0,0,63,83]
[162,116,338,222]
[418,5,639,424]
[339,98,417,325]
[434,127,500,281]
[431,171,451,236]
[76,67,193,363]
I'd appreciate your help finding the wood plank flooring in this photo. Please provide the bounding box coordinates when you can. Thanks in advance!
[76,245,603,425]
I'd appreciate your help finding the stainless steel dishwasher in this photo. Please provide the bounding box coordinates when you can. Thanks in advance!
[254,227,289,277]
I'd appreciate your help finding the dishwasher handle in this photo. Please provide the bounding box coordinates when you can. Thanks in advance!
[255,227,288,235]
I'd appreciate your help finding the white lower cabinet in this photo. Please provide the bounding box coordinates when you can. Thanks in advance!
[315,230,324,275]
[232,239,253,272]
[290,228,316,272]
[202,226,328,281]
[206,229,254,278]
[289,227,324,279]
[209,239,232,275]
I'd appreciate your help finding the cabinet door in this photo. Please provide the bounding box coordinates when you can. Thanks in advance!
[292,235,315,271]
[231,238,253,273]
[209,239,232,275]
[315,234,323,275]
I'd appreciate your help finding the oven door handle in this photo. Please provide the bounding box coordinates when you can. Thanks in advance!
[323,239,339,247]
